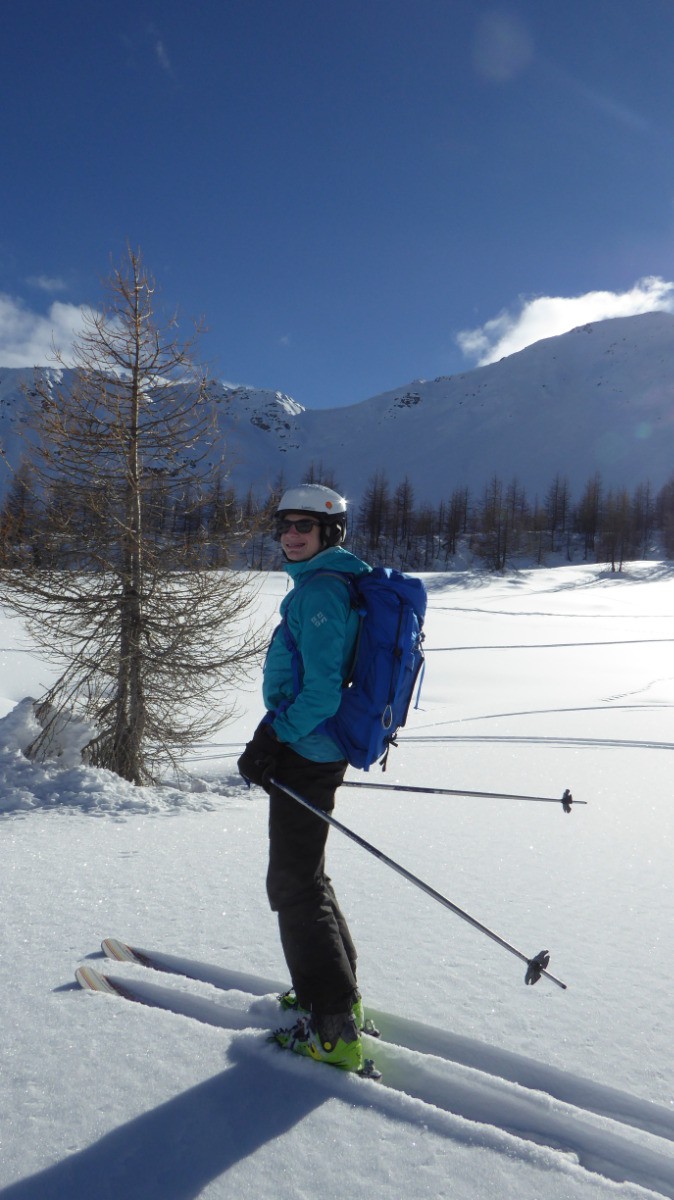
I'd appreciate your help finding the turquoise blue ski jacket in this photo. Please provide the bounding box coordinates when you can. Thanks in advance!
[263,545,371,761]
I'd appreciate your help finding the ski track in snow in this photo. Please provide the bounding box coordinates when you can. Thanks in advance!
[403,729,674,752]
[429,605,674,619]
[428,639,674,651]
[409,703,673,728]
[74,952,674,1199]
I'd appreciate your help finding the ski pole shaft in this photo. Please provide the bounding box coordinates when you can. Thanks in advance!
[269,777,567,991]
[341,782,582,811]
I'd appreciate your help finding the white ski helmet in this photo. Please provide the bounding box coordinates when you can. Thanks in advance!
[276,483,347,546]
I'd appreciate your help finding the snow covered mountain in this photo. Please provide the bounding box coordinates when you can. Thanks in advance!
[1,310,673,507]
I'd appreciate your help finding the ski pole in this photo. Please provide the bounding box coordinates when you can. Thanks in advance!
[269,777,567,991]
[341,782,581,813]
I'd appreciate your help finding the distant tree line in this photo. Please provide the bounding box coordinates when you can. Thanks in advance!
[2,455,673,575]
[236,464,674,572]
[343,469,663,573]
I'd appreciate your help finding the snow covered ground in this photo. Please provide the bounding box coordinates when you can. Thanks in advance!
[1,562,673,1199]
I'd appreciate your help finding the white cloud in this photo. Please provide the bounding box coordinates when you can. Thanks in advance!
[0,294,93,368]
[145,22,172,74]
[457,277,674,365]
[26,274,68,294]
[472,10,534,83]
[154,39,171,73]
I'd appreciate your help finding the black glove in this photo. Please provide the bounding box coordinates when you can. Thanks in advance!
[237,720,281,790]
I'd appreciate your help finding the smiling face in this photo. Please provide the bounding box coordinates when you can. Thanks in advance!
[279,512,323,561]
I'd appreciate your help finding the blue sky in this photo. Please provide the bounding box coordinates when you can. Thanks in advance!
[2,0,674,408]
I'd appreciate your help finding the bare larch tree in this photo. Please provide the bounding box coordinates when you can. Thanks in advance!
[0,247,263,784]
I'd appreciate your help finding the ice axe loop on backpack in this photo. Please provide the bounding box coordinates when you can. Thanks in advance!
[269,776,568,992]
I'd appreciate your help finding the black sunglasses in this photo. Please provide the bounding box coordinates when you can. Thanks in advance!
[275,517,322,535]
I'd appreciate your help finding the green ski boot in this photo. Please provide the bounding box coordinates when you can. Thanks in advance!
[273,1012,364,1073]
[277,990,378,1036]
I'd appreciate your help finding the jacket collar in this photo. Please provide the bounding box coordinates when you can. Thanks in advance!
[284,547,338,582]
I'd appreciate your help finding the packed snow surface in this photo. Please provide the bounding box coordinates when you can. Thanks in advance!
[1,562,673,1199]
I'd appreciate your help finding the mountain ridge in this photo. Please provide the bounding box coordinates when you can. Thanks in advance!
[1,311,673,507]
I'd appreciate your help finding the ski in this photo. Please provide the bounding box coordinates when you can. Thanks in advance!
[101,937,287,995]
[74,960,674,1195]
[76,965,381,1080]
[101,937,380,1036]
[94,939,674,1146]
[77,963,290,1030]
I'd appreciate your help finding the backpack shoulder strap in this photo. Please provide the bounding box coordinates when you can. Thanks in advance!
[299,568,358,598]
[278,570,359,695]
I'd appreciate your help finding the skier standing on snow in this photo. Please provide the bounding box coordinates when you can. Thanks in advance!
[237,484,371,1072]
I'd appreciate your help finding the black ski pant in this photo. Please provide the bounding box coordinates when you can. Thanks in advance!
[266,744,359,1017]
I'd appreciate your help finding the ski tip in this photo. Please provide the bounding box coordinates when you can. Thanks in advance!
[102,938,154,967]
[101,937,136,962]
[76,965,119,995]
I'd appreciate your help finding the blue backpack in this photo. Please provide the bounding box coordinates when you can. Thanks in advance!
[278,567,427,771]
